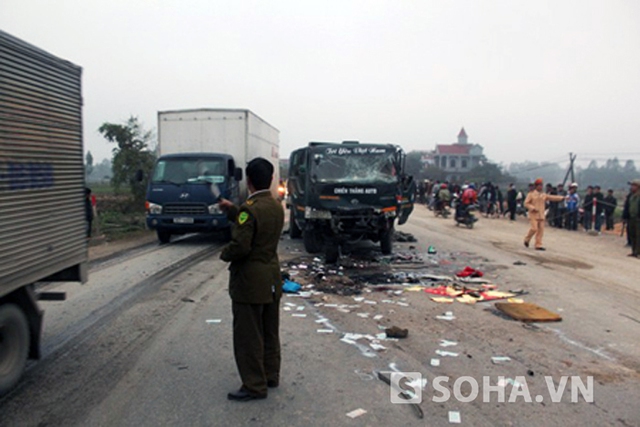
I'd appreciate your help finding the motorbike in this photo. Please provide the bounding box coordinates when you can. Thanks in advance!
[434,199,451,218]
[454,203,478,228]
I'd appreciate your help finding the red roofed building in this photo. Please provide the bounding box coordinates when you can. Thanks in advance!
[432,127,484,181]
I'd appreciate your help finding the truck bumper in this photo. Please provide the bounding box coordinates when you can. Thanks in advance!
[146,214,230,233]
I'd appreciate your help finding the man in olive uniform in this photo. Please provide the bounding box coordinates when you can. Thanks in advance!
[524,178,566,250]
[219,158,285,401]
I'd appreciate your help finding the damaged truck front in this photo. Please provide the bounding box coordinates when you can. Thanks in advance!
[287,141,415,262]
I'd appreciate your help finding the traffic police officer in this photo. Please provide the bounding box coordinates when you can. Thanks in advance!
[219,158,285,401]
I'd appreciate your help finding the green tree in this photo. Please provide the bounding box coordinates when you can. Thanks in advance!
[467,162,514,184]
[85,150,94,177]
[99,116,155,208]
[405,151,426,177]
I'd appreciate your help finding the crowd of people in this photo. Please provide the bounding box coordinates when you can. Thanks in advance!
[416,178,640,257]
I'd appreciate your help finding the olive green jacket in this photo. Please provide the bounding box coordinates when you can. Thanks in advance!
[220,190,285,304]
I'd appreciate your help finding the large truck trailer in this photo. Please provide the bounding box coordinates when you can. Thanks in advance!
[0,30,87,395]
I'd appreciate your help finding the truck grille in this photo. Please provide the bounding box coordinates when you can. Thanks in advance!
[163,203,207,215]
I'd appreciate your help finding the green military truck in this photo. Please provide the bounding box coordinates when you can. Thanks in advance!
[0,30,87,395]
[287,141,415,263]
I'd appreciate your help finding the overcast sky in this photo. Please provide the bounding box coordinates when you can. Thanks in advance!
[2,0,639,168]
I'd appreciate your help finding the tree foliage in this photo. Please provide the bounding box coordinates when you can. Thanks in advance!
[467,162,515,185]
[99,116,156,207]
[577,158,637,190]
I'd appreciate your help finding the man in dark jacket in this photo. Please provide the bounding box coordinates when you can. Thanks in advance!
[219,158,285,401]
[593,185,605,232]
[583,186,594,230]
[504,184,517,221]
[603,189,617,231]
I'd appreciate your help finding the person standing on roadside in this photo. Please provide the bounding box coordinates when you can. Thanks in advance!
[524,178,565,251]
[555,183,567,228]
[504,183,517,221]
[603,189,617,231]
[583,185,594,231]
[218,158,285,401]
[565,183,580,231]
[623,179,640,257]
[592,185,605,233]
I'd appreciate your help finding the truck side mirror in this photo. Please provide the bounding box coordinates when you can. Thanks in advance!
[135,169,144,182]
[234,167,243,181]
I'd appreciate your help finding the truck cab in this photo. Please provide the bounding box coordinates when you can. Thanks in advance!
[145,153,243,243]
[287,141,415,262]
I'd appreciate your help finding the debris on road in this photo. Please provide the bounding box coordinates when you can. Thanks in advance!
[346,408,367,419]
[205,319,221,324]
[436,311,456,321]
[376,371,424,419]
[439,339,458,347]
[491,356,511,364]
[513,260,527,266]
[430,358,440,366]
[385,326,409,338]
[456,266,484,278]
[495,302,562,322]
[283,279,301,293]
[448,411,462,423]
[435,349,459,357]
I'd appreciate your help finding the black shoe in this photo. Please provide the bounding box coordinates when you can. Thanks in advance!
[267,380,279,388]
[227,388,267,401]
[524,241,529,248]
[535,247,546,251]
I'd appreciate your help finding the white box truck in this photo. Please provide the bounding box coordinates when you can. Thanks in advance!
[0,30,87,395]
[146,109,280,243]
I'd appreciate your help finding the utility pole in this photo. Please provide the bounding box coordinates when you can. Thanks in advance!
[562,153,577,186]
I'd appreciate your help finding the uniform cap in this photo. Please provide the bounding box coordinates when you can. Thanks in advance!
[534,178,543,185]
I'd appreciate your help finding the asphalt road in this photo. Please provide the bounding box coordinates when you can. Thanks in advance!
[0,208,638,426]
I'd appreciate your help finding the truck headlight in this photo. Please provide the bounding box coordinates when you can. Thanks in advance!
[147,202,162,215]
[208,203,223,214]
[305,207,332,219]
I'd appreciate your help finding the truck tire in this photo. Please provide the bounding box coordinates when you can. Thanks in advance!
[325,243,339,264]
[0,304,30,396]
[303,229,323,254]
[157,230,171,244]
[380,226,394,255]
[289,209,302,239]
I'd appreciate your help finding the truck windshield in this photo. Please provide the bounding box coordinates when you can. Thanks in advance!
[310,146,397,184]
[152,158,226,185]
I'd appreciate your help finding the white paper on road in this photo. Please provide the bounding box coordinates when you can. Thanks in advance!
[449,411,461,423]
[439,339,458,347]
[346,408,367,418]
[436,350,459,357]
[205,319,221,324]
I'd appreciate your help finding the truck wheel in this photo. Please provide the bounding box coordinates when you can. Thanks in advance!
[289,209,302,239]
[157,230,171,244]
[380,227,394,255]
[325,243,339,264]
[0,304,30,396]
[303,230,323,253]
